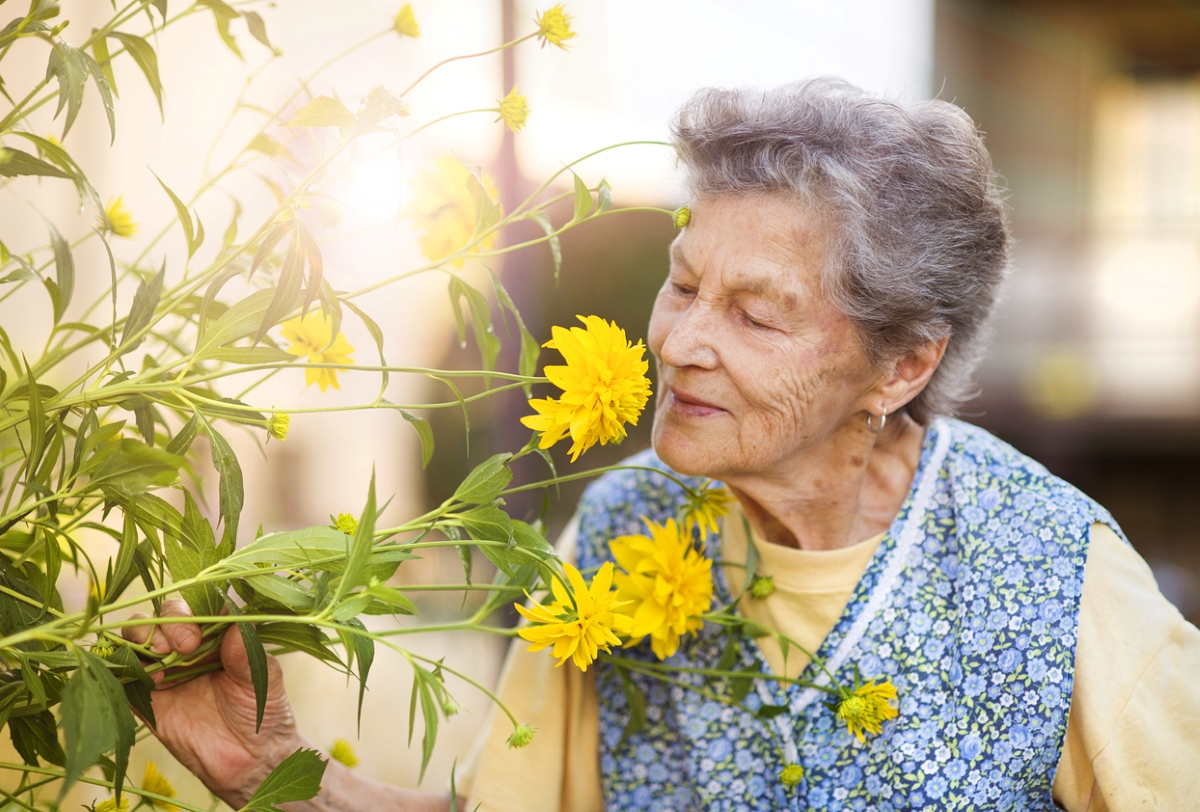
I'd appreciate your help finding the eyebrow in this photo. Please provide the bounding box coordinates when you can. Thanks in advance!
[670,243,693,272]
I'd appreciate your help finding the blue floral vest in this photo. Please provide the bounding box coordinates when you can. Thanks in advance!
[575,418,1125,811]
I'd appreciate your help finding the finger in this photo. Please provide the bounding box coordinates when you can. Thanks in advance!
[156,598,202,655]
[122,612,152,645]
[219,624,283,695]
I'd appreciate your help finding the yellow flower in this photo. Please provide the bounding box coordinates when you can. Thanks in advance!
[610,518,713,660]
[334,512,358,535]
[402,155,501,267]
[515,562,633,671]
[141,761,178,811]
[681,484,732,541]
[506,723,536,749]
[91,640,115,658]
[535,4,575,49]
[393,3,420,37]
[267,413,290,441]
[330,739,359,768]
[94,797,130,812]
[834,679,899,743]
[673,204,690,229]
[521,316,652,462]
[281,310,355,391]
[101,195,138,238]
[497,86,529,133]
[778,763,804,787]
[749,574,775,599]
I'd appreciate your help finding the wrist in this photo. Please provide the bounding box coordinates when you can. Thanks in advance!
[219,734,314,809]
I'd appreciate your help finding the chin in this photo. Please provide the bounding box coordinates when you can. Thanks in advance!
[651,420,727,479]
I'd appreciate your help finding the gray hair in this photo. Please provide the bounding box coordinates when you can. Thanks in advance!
[670,78,1011,424]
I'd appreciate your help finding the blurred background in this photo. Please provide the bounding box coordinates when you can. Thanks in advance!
[2,0,1199,803]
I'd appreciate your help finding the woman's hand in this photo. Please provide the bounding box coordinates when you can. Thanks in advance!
[123,599,307,808]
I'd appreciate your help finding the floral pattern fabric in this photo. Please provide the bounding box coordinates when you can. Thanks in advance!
[576,418,1124,811]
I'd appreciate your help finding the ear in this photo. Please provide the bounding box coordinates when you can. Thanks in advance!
[873,337,949,414]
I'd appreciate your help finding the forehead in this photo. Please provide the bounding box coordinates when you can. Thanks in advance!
[671,194,828,296]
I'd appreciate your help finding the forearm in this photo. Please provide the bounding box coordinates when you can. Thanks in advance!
[279,753,454,812]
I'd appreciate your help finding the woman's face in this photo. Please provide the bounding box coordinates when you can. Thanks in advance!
[648,194,881,481]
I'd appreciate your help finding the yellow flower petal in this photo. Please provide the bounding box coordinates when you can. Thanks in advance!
[141,761,178,811]
[280,310,355,392]
[497,85,529,133]
[402,155,500,266]
[101,195,138,238]
[514,562,628,671]
[609,517,713,660]
[835,679,899,742]
[535,4,575,49]
[330,738,359,767]
[393,3,420,37]
[522,316,652,462]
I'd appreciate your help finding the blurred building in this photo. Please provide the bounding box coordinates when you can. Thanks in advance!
[936,0,1200,621]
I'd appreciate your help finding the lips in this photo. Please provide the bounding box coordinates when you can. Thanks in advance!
[668,386,725,414]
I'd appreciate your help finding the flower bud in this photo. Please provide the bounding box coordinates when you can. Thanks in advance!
[267,413,290,441]
[334,513,358,535]
[506,723,536,749]
[749,574,775,599]
[778,763,804,787]
[673,205,691,229]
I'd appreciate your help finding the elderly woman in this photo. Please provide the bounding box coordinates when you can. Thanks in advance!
[134,80,1200,810]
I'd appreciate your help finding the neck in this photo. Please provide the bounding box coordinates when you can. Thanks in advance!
[726,413,926,552]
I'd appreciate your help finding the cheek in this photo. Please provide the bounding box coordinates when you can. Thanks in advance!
[646,294,675,360]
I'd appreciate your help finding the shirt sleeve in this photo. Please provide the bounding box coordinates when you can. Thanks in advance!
[1052,522,1200,810]
[460,515,606,812]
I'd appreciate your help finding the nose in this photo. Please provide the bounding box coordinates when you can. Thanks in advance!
[658,298,720,371]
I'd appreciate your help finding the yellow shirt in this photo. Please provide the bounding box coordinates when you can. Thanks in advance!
[463,507,1200,811]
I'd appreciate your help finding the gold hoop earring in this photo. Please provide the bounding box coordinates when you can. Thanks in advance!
[866,409,887,435]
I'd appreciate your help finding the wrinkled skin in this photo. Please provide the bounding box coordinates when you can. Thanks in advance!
[649,194,945,550]
[124,600,447,811]
[137,192,946,808]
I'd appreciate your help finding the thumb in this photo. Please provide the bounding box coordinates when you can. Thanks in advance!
[219,623,286,698]
[219,624,255,686]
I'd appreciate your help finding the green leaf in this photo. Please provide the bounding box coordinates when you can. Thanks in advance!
[11,132,101,209]
[335,469,376,603]
[198,286,302,358]
[201,417,244,554]
[78,48,115,143]
[358,583,418,616]
[196,0,244,60]
[757,703,788,720]
[399,410,433,469]
[153,173,198,258]
[239,748,327,812]
[530,211,562,282]
[597,178,613,213]
[255,622,339,664]
[117,264,164,356]
[91,30,117,95]
[206,345,295,365]
[0,147,71,178]
[165,412,200,455]
[223,596,269,733]
[243,573,314,610]
[9,710,64,767]
[43,219,73,322]
[256,235,303,344]
[241,10,273,51]
[487,269,539,393]
[466,164,501,239]
[111,32,163,119]
[22,356,46,479]
[284,95,354,128]
[340,617,374,733]
[617,667,647,746]
[571,171,592,222]
[111,510,139,594]
[44,40,89,137]
[447,276,500,371]
[107,644,156,729]
[452,453,513,505]
[60,652,135,801]
[341,298,388,401]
